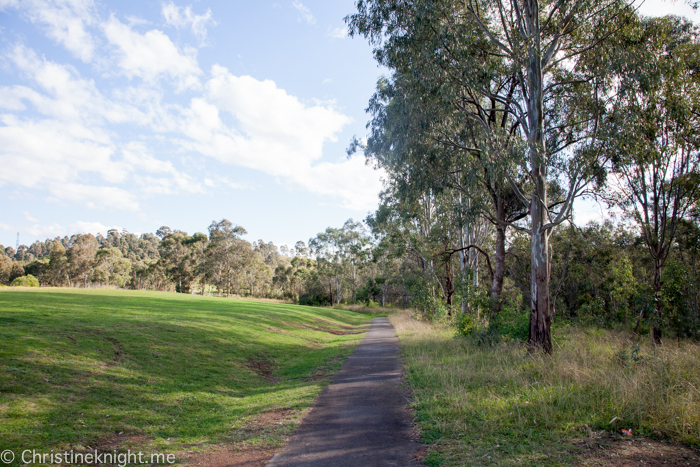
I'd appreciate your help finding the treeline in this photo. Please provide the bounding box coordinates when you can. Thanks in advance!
[0,219,406,305]
[2,213,699,343]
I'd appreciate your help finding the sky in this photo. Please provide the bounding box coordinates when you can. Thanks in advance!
[0,0,697,250]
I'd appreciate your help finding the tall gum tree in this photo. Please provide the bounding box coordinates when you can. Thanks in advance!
[348,0,635,352]
[601,15,700,343]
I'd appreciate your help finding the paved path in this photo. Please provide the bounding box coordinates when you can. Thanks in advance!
[266,317,422,467]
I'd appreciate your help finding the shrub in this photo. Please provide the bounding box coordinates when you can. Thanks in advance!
[11,274,40,287]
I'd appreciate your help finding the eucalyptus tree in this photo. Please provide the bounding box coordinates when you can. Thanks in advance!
[309,225,350,304]
[158,229,208,293]
[354,66,529,317]
[92,247,132,287]
[205,219,250,297]
[601,16,700,343]
[348,0,633,351]
[367,182,469,311]
[66,233,98,288]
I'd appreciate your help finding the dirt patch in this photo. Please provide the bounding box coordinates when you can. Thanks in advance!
[251,409,296,428]
[280,321,365,336]
[85,433,150,452]
[182,410,303,466]
[103,336,125,362]
[313,319,364,330]
[182,445,278,467]
[576,435,700,466]
[67,329,126,363]
[245,358,279,384]
[264,327,322,348]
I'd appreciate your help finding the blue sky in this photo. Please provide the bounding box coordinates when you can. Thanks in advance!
[0,0,697,250]
[0,0,385,249]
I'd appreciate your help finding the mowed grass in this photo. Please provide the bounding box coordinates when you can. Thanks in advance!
[390,313,700,467]
[0,288,376,465]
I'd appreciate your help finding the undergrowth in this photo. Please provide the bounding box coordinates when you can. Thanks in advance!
[390,312,700,466]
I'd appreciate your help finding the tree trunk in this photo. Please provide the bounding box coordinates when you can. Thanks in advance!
[458,194,468,314]
[529,202,552,353]
[652,259,663,344]
[490,222,506,319]
[329,279,333,305]
[525,0,552,354]
[693,253,698,338]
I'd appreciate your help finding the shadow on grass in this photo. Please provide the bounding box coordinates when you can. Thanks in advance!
[0,290,371,461]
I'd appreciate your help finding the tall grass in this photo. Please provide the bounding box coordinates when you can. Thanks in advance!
[390,313,700,466]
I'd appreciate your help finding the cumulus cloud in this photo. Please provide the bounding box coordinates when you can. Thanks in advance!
[171,65,383,210]
[176,66,351,174]
[5,45,147,125]
[0,47,200,210]
[0,3,384,214]
[295,155,385,211]
[292,1,315,24]
[70,221,122,236]
[162,1,215,45]
[5,0,99,62]
[102,15,202,90]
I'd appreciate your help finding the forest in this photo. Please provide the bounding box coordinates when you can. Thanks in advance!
[2,1,700,353]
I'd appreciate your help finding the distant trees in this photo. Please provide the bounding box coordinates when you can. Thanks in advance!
[601,16,700,342]
[67,234,99,288]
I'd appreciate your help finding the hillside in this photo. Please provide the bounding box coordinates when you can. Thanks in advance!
[0,289,375,465]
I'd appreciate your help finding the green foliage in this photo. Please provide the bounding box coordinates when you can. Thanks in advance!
[10,274,39,287]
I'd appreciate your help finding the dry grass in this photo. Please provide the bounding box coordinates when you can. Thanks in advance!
[332,303,392,314]
[389,312,700,466]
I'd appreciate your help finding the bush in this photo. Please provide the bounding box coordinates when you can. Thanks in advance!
[11,274,40,287]
[298,293,331,307]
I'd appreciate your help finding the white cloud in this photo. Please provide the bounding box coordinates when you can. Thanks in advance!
[0,47,200,210]
[297,155,384,211]
[0,6,383,215]
[292,1,315,25]
[24,222,65,237]
[5,0,98,62]
[50,183,140,210]
[322,78,333,84]
[5,45,147,125]
[162,1,215,46]
[179,65,351,174]
[102,15,202,90]
[0,114,125,186]
[171,65,382,210]
[328,26,347,39]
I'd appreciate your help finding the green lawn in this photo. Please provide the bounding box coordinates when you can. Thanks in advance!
[0,288,375,465]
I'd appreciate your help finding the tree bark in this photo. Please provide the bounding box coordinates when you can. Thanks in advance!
[491,222,506,319]
[526,0,552,353]
[652,259,663,344]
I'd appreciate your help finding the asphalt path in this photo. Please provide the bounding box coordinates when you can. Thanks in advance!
[266,317,422,467]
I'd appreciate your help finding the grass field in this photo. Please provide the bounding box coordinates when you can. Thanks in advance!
[390,312,700,467]
[0,288,377,466]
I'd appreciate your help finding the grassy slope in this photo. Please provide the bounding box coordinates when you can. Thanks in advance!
[0,288,375,464]
[390,313,700,467]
